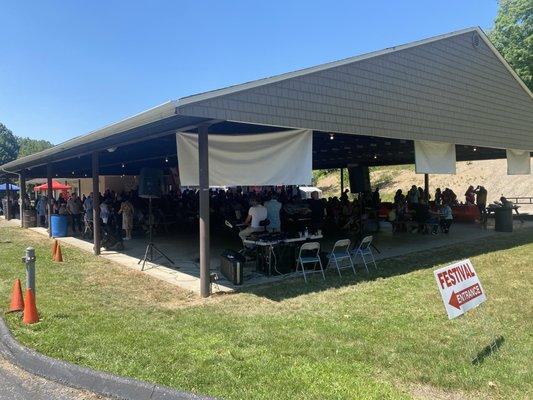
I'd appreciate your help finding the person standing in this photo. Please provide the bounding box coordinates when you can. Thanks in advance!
[465,186,476,205]
[83,193,93,220]
[309,191,326,232]
[36,195,47,227]
[67,193,82,234]
[118,197,135,240]
[407,185,419,206]
[434,188,442,206]
[474,186,487,215]
[264,193,282,233]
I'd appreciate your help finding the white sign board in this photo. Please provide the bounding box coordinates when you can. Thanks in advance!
[434,259,486,319]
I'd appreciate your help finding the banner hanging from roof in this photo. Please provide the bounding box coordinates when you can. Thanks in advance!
[176,129,312,186]
[506,149,531,175]
[415,140,456,174]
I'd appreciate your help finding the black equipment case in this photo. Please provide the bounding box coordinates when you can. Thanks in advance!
[220,249,245,285]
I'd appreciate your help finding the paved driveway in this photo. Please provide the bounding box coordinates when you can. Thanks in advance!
[0,354,107,400]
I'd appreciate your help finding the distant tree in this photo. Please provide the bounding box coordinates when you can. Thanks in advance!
[489,0,533,91]
[17,137,53,158]
[0,123,19,165]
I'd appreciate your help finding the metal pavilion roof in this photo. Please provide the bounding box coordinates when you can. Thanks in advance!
[1,26,531,179]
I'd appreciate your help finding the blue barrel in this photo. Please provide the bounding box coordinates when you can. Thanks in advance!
[51,215,69,237]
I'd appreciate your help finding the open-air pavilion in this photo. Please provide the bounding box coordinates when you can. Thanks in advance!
[1,26,532,297]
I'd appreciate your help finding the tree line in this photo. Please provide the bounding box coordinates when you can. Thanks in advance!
[0,123,53,165]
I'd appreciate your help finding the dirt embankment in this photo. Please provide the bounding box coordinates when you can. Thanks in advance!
[317,159,533,207]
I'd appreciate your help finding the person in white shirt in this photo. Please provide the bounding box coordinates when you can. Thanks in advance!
[239,197,268,240]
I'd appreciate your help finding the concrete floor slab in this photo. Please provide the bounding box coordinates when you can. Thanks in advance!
[2,216,532,295]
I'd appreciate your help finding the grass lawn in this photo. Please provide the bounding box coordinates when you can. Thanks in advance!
[0,223,532,399]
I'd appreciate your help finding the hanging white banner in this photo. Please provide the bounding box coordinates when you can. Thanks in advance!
[506,149,531,175]
[176,129,313,186]
[415,140,456,174]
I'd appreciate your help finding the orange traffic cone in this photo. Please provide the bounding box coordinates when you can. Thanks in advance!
[52,239,58,260]
[23,288,39,324]
[7,279,24,313]
[54,244,63,262]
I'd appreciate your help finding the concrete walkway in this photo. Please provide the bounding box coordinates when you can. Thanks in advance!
[2,216,532,295]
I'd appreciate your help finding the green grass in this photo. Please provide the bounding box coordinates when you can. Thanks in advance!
[1,223,532,399]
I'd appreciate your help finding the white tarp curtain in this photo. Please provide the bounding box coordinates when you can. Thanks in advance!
[414,140,456,174]
[176,129,313,186]
[506,149,531,175]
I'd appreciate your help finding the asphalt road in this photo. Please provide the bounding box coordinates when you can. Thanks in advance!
[0,354,108,400]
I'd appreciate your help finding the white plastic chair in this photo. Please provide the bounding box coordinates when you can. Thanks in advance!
[327,239,356,277]
[351,235,377,273]
[296,242,325,282]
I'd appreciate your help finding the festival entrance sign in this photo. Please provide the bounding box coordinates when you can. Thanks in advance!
[434,259,487,319]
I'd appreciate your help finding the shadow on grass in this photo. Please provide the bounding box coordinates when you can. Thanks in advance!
[242,227,533,301]
[472,336,505,365]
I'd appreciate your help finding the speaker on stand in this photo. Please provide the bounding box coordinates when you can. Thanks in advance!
[137,168,175,270]
[347,164,381,254]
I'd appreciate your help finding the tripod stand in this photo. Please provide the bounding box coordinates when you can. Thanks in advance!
[138,196,175,271]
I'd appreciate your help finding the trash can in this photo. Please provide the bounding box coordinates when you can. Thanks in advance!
[51,214,69,237]
[22,209,37,228]
[494,207,513,232]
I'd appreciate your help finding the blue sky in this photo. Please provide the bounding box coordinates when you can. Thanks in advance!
[0,1,498,144]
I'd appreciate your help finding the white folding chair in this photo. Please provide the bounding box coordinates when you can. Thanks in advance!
[351,235,377,273]
[296,242,325,283]
[327,239,356,277]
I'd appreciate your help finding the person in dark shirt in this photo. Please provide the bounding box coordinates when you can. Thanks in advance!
[309,191,325,232]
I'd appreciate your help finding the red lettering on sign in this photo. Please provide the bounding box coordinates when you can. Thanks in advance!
[448,283,483,310]
[437,272,446,289]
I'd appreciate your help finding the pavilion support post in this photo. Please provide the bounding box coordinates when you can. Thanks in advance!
[92,152,101,255]
[46,165,53,237]
[340,168,344,195]
[198,123,211,298]
[19,173,26,227]
[424,173,429,202]
[5,178,11,221]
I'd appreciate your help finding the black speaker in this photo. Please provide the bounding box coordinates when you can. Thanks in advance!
[348,164,371,193]
[220,249,245,285]
[139,168,163,198]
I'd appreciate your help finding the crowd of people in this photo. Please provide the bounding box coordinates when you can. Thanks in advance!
[387,184,488,234]
[3,181,494,242]
[34,190,136,240]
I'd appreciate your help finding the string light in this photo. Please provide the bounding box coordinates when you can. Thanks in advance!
[121,163,125,168]
[165,156,169,163]
[473,147,477,152]
[329,133,334,140]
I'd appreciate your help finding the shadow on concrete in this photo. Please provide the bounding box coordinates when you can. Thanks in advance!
[241,227,533,301]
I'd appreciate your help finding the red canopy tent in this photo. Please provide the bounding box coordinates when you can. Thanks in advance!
[33,180,72,192]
